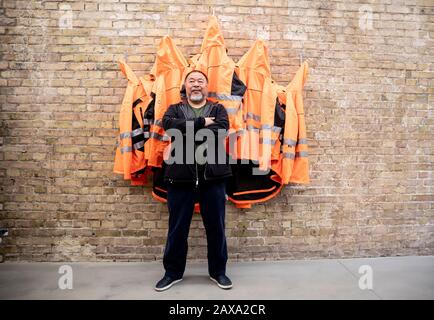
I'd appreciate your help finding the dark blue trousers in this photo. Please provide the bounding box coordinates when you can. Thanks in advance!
[163,180,228,279]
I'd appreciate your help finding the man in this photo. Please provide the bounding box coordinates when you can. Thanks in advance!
[154,70,233,291]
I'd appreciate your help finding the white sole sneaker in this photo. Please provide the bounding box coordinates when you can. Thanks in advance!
[210,277,233,290]
[154,278,183,292]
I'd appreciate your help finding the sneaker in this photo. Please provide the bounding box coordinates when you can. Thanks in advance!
[210,274,233,290]
[154,275,183,292]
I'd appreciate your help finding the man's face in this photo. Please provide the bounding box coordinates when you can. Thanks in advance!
[185,72,208,103]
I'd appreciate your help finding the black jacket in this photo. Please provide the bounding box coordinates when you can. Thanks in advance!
[162,100,232,185]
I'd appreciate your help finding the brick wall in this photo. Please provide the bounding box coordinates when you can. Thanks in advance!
[0,0,433,262]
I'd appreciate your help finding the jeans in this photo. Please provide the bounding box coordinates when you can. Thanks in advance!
[163,179,228,279]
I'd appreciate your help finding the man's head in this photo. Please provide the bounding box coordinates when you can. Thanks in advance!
[184,70,208,104]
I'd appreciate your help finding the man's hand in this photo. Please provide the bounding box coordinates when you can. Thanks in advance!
[204,117,215,126]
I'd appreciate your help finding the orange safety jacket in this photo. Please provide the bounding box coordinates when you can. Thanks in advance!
[113,60,154,186]
[137,36,190,203]
[145,35,188,169]
[235,40,279,167]
[278,61,309,184]
[192,16,246,140]
[227,40,284,208]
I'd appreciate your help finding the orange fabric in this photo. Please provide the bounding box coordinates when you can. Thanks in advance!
[152,191,167,203]
[279,62,309,184]
[228,184,283,207]
[289,62,309,184]
[152,192,201,213]
[145,36,188,168]
[114,60,153,183]
[193,16,244,136]
[235,40,277,171]
[232,186,276,196]
[235,203,252,209]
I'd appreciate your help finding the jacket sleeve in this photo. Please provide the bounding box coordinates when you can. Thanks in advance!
[206,104,229,133]
[162,104,206,133]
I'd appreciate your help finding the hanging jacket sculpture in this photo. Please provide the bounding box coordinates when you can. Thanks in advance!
[113,16,309,208]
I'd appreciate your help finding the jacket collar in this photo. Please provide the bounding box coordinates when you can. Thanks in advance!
[180,99,214,118]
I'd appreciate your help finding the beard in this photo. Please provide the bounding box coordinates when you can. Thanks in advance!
[189,92,205,103]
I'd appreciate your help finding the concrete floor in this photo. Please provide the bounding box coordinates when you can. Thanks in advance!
[0,256,433,300]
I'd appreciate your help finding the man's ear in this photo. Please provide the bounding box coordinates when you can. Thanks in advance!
[180,84,186,98]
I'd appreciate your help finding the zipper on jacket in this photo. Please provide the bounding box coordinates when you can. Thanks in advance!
[203,164,208,181]
[195,162,199,187]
